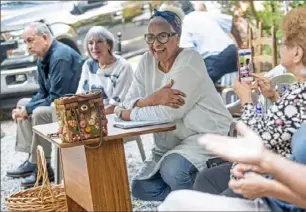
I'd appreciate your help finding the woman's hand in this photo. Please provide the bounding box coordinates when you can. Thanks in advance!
[104,105,116,115]
[229,172,272,200]
[198,121,267,166]
[121,109,131,121]
[233,79,253,106]
[148,79,186,108]
[251,73,279,102]
[231,163,266,180]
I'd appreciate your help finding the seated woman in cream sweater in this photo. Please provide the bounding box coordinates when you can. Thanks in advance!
[115,6,233,201]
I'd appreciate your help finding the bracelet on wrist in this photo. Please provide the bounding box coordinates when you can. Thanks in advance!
[114,106,124,118]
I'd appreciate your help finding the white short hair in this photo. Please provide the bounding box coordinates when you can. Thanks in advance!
[25,22,53,39]
[158,4,185,22]
[84,26,115,57]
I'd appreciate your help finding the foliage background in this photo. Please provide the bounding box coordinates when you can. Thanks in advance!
[218,1,306,59]
[218,1,306,41]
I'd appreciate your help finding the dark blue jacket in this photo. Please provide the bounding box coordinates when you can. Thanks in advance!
[25,40,83,114]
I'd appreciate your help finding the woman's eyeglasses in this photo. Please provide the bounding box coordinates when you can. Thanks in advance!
[144,32,177,44]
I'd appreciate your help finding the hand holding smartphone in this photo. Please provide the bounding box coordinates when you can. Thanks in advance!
[238,48,254,82]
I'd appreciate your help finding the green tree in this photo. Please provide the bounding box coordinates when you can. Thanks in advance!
[289,1,306,8]
[217,1,306,63]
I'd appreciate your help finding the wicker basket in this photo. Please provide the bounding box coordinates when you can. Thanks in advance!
[5,146,67,212]
[54,91,107,144]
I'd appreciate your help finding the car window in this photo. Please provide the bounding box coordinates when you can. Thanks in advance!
[1,1,57,10]
[87,0,101,4]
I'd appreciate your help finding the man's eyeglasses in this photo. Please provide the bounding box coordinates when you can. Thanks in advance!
[144,32,177,44]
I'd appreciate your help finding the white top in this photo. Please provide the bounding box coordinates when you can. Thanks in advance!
[76,55,133,105]
[123,48,232,137]
[264,64,287,78]
[123,48,233,180]
[180,11,234,58]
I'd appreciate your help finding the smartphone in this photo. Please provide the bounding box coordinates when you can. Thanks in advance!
[238,48,254,82]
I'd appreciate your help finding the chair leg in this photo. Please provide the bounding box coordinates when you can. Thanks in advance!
[135,137,146,162]
[54,145,62,184]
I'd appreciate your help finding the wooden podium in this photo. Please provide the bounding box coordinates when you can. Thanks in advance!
[33,115,175,211]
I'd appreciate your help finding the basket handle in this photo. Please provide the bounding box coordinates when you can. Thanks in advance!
[35,146,55,201]
[63,90,102,99]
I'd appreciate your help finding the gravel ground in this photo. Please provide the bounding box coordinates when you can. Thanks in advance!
[1,110,160,211]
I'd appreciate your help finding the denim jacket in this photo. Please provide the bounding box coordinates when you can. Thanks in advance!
[25,40,83,114]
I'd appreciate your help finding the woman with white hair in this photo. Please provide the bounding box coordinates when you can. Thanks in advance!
[76,26,133,114]
[114,6,232,201]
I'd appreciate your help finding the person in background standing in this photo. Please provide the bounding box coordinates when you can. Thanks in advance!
[177,2,243,84]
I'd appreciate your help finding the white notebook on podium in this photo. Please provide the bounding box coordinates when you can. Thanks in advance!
[113,116,170,129]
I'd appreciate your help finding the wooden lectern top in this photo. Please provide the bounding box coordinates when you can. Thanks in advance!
[33,114,176,148]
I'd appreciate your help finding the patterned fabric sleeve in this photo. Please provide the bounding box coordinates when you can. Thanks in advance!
[76,61,90,94]
[241,83,306,157]
[231,83,306,179]
[109,62,134,106]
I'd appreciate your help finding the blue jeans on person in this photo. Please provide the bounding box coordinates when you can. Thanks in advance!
[204,44,238,83]
[264,124,306,212]
[290,124,306,164]
[131,153,198,201]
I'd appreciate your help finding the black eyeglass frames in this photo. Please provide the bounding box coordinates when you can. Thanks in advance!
[144,32,177,44]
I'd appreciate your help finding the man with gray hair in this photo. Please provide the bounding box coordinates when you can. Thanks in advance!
[7,22,83,188]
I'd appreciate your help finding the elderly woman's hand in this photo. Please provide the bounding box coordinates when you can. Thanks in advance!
[233,79,253,106]
[231,163,266,180]
[229,172,272,200]
[251,73,280,102]
[150,79,186,108]
[198,122,267,166]
[120,109,132,121]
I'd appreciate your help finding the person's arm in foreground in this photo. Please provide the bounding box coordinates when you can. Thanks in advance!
[260,151,306,201]
[229,168,306,208]
[199,121,306,203]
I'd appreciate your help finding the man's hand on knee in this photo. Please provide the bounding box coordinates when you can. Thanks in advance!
[12,108,18,120]
[12,107,29,121]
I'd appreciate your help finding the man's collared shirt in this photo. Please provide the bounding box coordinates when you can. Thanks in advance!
[25,40,83,114]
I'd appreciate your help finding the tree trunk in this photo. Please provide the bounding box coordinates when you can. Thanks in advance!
[248,0,259,26]
[271,1,276,26]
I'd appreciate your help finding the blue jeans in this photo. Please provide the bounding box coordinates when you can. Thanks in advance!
[291,124,306,164]
[131,153,198,201]
[264,124,306,212]
[204,44,238,83]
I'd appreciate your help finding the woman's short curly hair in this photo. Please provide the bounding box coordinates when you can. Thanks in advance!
[281,6,306,65]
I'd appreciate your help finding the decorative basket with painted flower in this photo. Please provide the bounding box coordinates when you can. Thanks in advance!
[53,91,107,146]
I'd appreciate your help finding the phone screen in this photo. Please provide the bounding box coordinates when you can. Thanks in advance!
[238,48,254,82]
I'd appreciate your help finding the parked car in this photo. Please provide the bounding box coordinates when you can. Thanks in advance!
[0,1,148,108]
